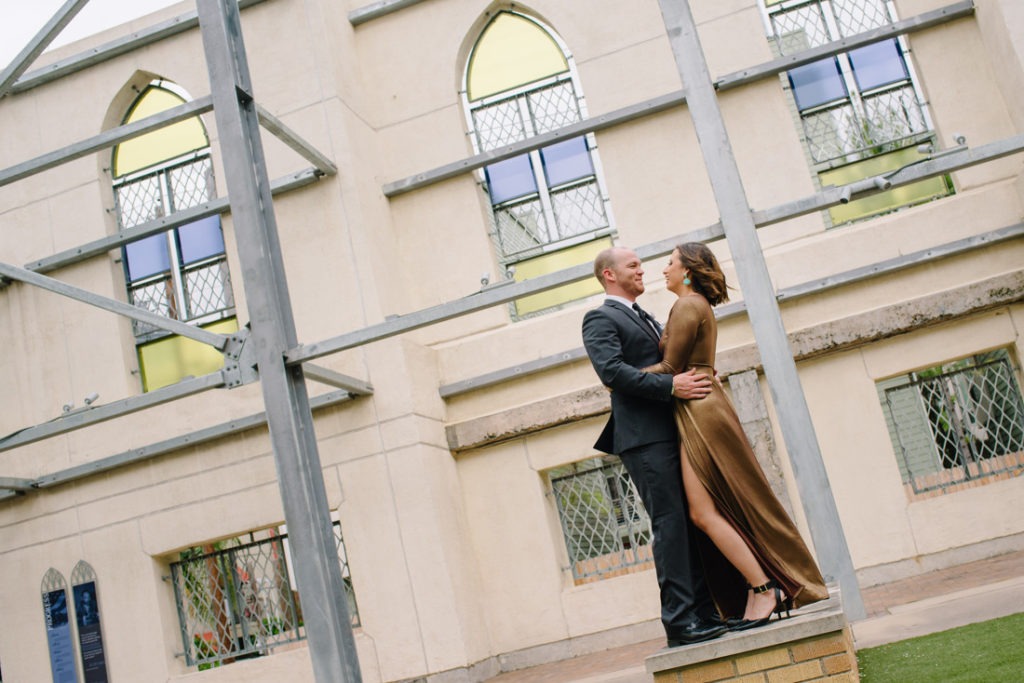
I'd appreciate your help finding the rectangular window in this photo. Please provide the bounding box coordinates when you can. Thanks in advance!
[169,522,358,670]
[879,349,1024,498]
[549,457,653,584]
[764,0,953,224]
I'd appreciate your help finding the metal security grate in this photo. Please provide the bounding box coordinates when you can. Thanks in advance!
[883,351,1024,495]
[550,459,652,582]
[115,173,164,229]
[472,95,529,150]
[183,260,235,319]
[170,524,358,669]
[549,182,608,241]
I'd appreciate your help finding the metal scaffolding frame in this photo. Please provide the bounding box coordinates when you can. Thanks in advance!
[1,0,1022,678]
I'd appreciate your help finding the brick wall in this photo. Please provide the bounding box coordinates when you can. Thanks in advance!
[646,599,858,683]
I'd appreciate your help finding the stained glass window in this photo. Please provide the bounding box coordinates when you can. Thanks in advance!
[112,81,236,391]
[463,11,612,317]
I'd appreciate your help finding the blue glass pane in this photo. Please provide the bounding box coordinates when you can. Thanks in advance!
[124,233,170,282]
[788,57,847,111]
[485,154,537,204]
[178,215,225,264]
[849,39,909,91]
[541,137,594,186]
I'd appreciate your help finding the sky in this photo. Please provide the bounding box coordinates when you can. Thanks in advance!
[1,0,182,71]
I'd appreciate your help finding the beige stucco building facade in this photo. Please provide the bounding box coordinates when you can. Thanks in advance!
[1,0,1022,681]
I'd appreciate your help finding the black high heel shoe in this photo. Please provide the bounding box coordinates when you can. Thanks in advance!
[731,580,791,631]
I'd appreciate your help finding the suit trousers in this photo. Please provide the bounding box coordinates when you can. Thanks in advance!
[619,439,714,634]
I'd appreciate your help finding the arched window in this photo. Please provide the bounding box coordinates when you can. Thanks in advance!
[463,11,613,317]
[112,80,237,391]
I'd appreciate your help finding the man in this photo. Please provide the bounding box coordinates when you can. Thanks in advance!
[581,246,724,647]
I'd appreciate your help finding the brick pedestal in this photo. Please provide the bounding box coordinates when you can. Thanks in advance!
[645,595,858,682]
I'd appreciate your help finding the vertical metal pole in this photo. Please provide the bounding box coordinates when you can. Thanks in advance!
[196,1,362,680]
[656,0,865,620]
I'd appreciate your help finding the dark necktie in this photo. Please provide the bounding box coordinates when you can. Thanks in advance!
[632,303,660,335]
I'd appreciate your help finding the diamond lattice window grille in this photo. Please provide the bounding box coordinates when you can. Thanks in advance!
[169,157,216,212]
[550,459,653,582]
[831,0,891,37]
[527,81,582,134]
[549,181,609,241]
[115,174,164,229]
[881,350,1024,495]
[183,260,235,320]
[130,277,176,337]
[472,96,528,151]
[170,523,359,669]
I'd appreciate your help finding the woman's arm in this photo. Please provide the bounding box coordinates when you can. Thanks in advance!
[648,298,702,375]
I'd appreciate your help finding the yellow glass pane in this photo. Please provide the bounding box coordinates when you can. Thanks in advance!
[512,238,611,316]
[138,318,239,392]
[820,147,951,225]
[113,86,209,176]
[467,12,568,101]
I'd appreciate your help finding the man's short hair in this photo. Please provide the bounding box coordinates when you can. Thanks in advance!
[593,247,621,286]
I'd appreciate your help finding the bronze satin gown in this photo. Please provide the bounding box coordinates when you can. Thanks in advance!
[646,294,828,618]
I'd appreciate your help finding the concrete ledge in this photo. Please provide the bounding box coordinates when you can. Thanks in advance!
[646,595,857,681]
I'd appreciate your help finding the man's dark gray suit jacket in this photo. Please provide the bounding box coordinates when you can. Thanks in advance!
[582,299,677,454]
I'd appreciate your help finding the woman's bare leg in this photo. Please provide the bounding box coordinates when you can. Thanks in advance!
[680,447,777,620]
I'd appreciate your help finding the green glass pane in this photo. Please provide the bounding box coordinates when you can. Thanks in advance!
[138,318,238,391]
[113,86,209,177]
[512,237,610,316]
[821,147,952,225]
[467,12,568,101]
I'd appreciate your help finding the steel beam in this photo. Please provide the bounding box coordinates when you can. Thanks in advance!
[295,124,1024,369]
[0,0,90,99]
[256,106,338,175]
[380,2,971,198]
[0,97,213,187]
[6,0,272,96]
[25,167,322,274]
[0,477,34,493]
[0,261,229,348]
[197,1,361,680]
[657,0,865,619]
[0,389,357,502]
[286,220,725,365]
[715,1,974,91]
[383,89,686,197]
[439,347,590,398]
[753,134,1024,226]
[0,372,225,453]
[348,0,430,26]
[302,364,374,395]
[438,222,1024,398]
[34,389,356,489]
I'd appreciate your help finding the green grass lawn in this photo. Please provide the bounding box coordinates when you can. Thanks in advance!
[858,612,1024,682]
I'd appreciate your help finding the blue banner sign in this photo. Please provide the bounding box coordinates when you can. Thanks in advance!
[42,589,78,683]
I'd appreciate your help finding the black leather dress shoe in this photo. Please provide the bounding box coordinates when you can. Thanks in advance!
[665,617,727,647]
[702,612,746,631]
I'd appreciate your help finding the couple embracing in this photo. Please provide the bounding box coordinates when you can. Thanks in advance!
[581,244,827,647]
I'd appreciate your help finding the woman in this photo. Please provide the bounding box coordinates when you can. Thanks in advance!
[643,242,828,629]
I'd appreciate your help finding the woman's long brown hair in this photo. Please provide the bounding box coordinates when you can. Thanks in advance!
[676,242,729,306]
